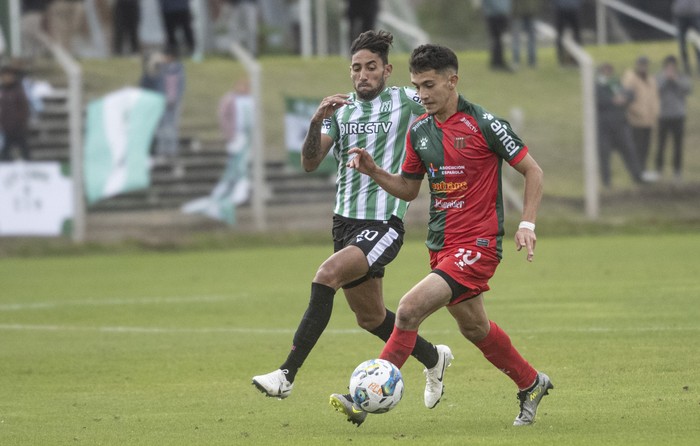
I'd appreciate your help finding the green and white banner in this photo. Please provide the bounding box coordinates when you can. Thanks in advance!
[284,96,336,175]
[83,87,165,205]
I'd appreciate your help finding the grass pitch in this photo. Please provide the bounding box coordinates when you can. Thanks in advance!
[1,232,699,445]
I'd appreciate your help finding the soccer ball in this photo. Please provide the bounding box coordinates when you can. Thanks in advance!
[349,359,404,414]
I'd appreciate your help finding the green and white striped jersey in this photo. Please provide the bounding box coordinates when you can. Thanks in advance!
[322,86,423,221]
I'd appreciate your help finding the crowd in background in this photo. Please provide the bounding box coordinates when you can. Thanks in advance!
[0,0,698,187]
[478,0,696,186]
[595,53,692,187]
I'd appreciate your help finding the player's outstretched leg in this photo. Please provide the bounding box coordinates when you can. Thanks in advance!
[423,344,454,409]
[513,371,554,426]
[252,369,293,399]
[329,393,367,427]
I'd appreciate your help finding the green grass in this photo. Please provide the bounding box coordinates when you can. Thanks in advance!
[2,233,699,445]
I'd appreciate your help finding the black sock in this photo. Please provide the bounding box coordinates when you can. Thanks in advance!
[280,282,335,382]
[370,309,439,369]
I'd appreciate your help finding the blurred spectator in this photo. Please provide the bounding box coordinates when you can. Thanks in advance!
[346,0,380,44]
[595,63,644,188]
[512,0,540,68]
[159,0,195,56]
[216,77,254,213]
[46,0,85,54]
[112,0,141,55]
[180,76,253,224]
[654,55,692,183]
[482,0,512,71]
[622,56,660,180]
[21,0,51,61]
[553,0,582,66]
[154,45,186,162]
[139,50,165,91]
[672,0,700,76]
[0,66,32,161]
[9,59,49,126]
[223,0,259,56]
[0,24,5,59]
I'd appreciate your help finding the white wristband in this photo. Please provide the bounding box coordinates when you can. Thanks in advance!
[518,221,536,231]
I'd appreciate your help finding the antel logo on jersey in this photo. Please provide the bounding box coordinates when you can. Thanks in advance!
[434,198,465,210]
[339,121,393,136]
[430,180,468,193]
[483,113,522,156]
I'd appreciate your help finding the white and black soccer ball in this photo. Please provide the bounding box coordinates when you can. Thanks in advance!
[349,359,404,414]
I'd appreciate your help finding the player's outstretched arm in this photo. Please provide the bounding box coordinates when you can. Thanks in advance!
[301,94,351,172]
[347,148,421,201]
[512,153,543,262]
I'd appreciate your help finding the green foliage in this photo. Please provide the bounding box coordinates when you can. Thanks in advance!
[1,234,699,445]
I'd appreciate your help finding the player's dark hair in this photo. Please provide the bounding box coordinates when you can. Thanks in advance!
[409,44,459,75]
[350,30,393,65]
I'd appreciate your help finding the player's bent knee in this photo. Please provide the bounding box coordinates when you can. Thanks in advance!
[459,323,489,343]
[355,314,384,331]
[394,307,422,330]
[313,264,343,289]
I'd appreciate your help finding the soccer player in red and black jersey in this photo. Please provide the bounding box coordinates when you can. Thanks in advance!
[253,31,454,428]
[347,43,553,426]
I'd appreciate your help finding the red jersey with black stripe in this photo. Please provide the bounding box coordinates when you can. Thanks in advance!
[401,95,528,258]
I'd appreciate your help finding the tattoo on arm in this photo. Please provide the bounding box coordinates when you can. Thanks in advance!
[302,121,323,160]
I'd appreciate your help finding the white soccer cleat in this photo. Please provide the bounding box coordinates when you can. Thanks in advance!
[252,369,293,399]
[424,344,453,408]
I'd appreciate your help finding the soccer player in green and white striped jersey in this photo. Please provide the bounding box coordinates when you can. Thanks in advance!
[253,31,454,426]
[326,85,418,221]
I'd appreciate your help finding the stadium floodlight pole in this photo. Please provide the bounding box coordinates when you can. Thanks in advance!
[315,0,328,56]
[35,31,86,242]
[536,20,599,220]
[8,0,20,56]
[565,39,599,220]
[596,0,607,45]
[229,41,268,232]
[299,0,313,57]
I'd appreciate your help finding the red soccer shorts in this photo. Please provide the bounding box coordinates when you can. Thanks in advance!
[429,245,500,305]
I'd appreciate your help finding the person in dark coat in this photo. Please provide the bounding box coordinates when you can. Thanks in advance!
[159,0,195,55]
[112,0,141,55]
[595,63,645,187]
[0,66,32,161]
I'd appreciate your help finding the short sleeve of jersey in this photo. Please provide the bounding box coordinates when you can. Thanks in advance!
[401,115,429,180]
[321,100,345,142]
[476,105,529,166]
[399,86,424,116]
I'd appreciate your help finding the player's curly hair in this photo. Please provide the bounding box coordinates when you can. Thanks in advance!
[409,44,459,75]
[350,30,393,65]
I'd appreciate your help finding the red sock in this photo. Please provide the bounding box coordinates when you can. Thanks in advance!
[475,321,538,390]
[379,326,417,369]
